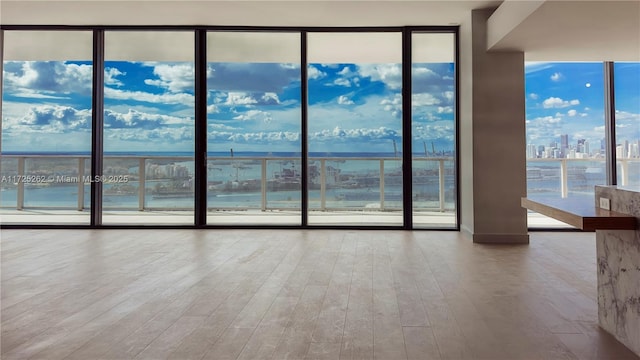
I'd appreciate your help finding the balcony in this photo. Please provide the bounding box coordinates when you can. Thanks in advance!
[0,154,456,227]
[4,155,633,227]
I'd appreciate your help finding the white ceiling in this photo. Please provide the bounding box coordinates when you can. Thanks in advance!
[488,0,640,61]
[0,1,500,27]
[1,0,639,61]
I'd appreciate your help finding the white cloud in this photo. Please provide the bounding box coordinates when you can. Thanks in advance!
[104,109,192,129]
[332,78,351,87]
[227,131,300,143]
[338,95,354,105]
[542,97,580,109]
[224,92,258,105]
[3,61,92,94]
[7,91,71,100]
[220,92,280,106]
[357,64,402,90]
[2,104,91,134]
[529,93,539,100]
[207,104,219,114]
[567,109,577,117]
[438,106,453,114]
[106,126,193,143]
[104,87,194,104]
[208,123,237,131]
[413,123,455,142]
[550,72,562,81]
[144,63,194,93]
[232,110,272,123]
[412,93,441,107]
[310,126,400,142]
[338,67,351,76]
[307,66,326,80]
[380,94,402,118]
[105,67,126,87]
[260,92,281,105]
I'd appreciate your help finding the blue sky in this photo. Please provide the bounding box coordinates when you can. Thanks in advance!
[525,62,640,151]
[1,60,636,155]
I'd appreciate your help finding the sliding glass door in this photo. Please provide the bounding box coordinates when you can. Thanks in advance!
[411,33,457,228]
[206,32,302,225]
[102,31,195,224]
[1,31,93,224]
[307,32,403,226]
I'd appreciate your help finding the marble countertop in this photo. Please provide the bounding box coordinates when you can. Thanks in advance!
[595,185,640,193]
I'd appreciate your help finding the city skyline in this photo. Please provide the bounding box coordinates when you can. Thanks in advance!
[525,62,639,156]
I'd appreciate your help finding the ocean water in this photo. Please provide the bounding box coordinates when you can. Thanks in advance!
[3,152,636,211]
[0,152,457,211]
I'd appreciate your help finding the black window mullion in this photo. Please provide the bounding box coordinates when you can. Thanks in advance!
[195,30,208,227]
[301,31,309,227]
[91,30,104,227]
[402,28,413,229]
[604,61,617,185]
[454,28,461,230]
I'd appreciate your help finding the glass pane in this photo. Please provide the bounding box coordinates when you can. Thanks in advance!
[307,32,402,226]
[1,31,92,224]
[103,31,195,224]
[614,62,640,188]
[411,33,457,228]
[206,32,301,225]
[525,62,605,228]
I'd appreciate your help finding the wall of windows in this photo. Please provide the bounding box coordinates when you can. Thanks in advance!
[0,27,458,229]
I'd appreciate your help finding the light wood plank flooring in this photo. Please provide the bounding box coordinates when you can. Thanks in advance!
[1,229,638,360]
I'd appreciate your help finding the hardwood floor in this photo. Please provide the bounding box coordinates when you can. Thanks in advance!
[1,229,638,360]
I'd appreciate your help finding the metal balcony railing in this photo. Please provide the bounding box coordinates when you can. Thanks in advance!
[0,155,455,213]
[526,157,639,198]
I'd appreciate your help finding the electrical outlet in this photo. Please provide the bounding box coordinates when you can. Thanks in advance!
[599,197,611,210]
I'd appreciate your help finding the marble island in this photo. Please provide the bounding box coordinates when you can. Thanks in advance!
[522,186,640,356]
[594,185,640,356]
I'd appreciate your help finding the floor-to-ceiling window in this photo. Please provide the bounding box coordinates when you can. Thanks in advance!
[307,32,403,226]
[102,31,195,224]
[614,62,640,188]
[411,32,457,228]
[102,31,194,224]
[524,61,640,228]
[1,31,93,224]
[206,32,302,225]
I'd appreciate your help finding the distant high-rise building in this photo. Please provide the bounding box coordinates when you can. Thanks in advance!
[560,134,569,156]
[527,144,537,158]
[624,140,630,158]
[630,143,639,158]
[584,140,590,157]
